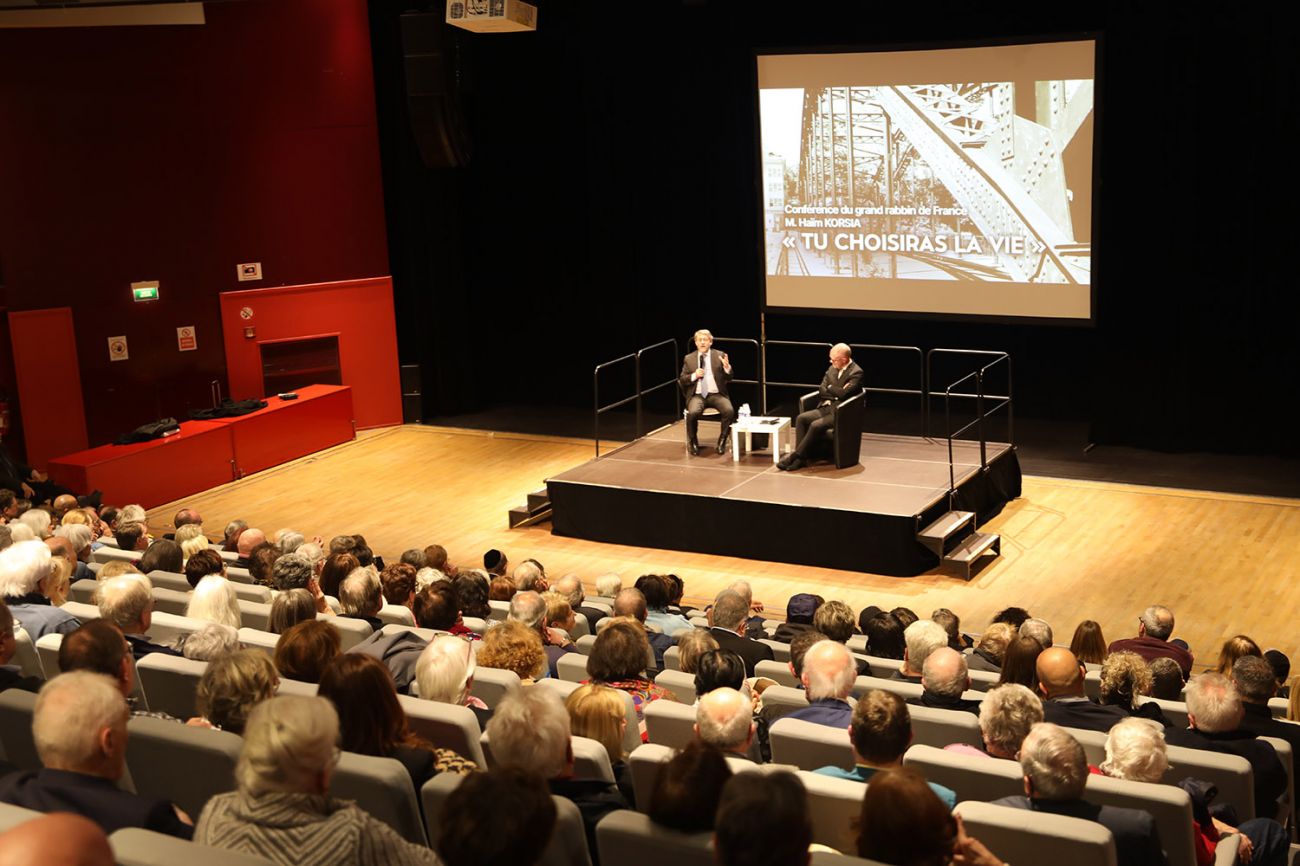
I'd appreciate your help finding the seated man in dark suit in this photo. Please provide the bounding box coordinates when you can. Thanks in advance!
[1165,671,1287,819]
[707,589,773,677]
[778,342,864,472]
[1234,655,1300,824]
[678,328,735,456]
[908,647,981,715]
[993,722,1167,866]
[0,671,193,838]
[1037,647,1129,733]
[95,576,180,661]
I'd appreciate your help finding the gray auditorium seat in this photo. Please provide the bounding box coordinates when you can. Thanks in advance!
[966,668,1001,692]
[901,744,1023,803]
[0,801,43,832]
[461,616,488,636]
[557,652,590,683]
[644,699,698,750]
[12,627,43,679]
[69,577,100,604]
[798,769,871,851]
[758,638,791,663]
[235,600,271,632]
[595,810,715,866]
[1137,695,1190,728]
[953,801,1117,866]
[422,772,593,866]
[575,634,597,656]
[571,612,591,640]
[759,684,810,718]
[237,627,278,657]
[150,587,191,617]
[488,600,510,622]
[229,583,273,604]
[146,611,208,645]
[653,669,697,704]
[60,600,101,622]
[109,827,276,866]
[469,665,521,708]
[662,646,681,671]
[907,703,983,749]
[769,717,853,771]
[1084,772,1200,866]
[146,571,192,594]
[754,659,799,688]
[396,695,487,766]
[135,653,206,718]
[34,633,62,679]
[377,604,416,627]
[276,678,318,697]
[851,674,922,702]
[331,751,426,844]
[0,689,40,769]
[125,716,241,819]
[320,613,370,651]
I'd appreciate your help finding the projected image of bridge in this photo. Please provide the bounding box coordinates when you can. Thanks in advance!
[764,82,1093,284]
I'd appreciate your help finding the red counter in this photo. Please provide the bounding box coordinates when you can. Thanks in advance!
[48,385,356,508]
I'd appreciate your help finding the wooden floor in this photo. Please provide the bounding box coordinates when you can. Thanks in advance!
[147,425,1300,672]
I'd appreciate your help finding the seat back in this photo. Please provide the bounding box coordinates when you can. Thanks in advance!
[571,612,591,640]
[377,604,416,627]
[1259,735,1294,825]
[0,801,43,833]
[1084,773,1197,866]
[487,600,510,622]
[69,577,100,604]
[396,695,487,766]
[754,659,799,688]
[479,732,615,782]
[229,582,273,604]
[236,600,272,632]
[146,611,208,645]
[108,827,277,866]
[469,666,521,708]
[967,668,1001,692]
[1137,696,1190,728]
[320,613,370,651]
[224,566,253,585]
[92,546,139,565]
[237,627,278,657]
[150,587,191,617]
[644,699,699,749]
[557,653,590,683]
[831,391,865,468]
[1083,669,1102,700]
[798,769,870,850]
[146,571,192,594]
[124,715,241,819]
[135,653,207,718]
[574,634,597,656]
[61,600,101,622]
[953,801,1117,866]
[760,685,810,719]
[1268,697,1288,719]
[769,717,853,771]
[34,633,63,679]
[595,810,715,866]
[758,639,791,663]
[653,669,697,704]
[276,678,318,697]
[12,628,43,680]
[0,689,40,769]
[851,674,922,702]
[331,751,426,844]
[662,646,681,671]
[902,744,1023,803]
[908,703,982,749]
[534,679,641,757]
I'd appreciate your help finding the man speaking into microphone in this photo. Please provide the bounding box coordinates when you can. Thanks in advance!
[678,329,735,456]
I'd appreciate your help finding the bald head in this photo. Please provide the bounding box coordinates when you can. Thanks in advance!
[613,588,647,622]
[0,813,113,866]
[1036,647,1085,699]
[695,687,754,753]
[553,574,584,609]
[45,537,77,569]
[801,640,856,700]
[236,528,266,558]
[52,495,79,517]
[922,647,970,698]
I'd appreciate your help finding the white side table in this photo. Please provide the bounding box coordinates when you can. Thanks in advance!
[730,416,791,465]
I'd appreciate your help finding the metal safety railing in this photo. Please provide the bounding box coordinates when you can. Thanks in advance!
[929,349,1013,505]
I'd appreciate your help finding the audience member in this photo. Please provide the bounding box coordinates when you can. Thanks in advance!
[436,769,556,866]
[488,576,516,602]
[338,568,384,632]
[997,634,1044,691]
[611,587,674,671]
[183,548,225,589]
[638,574,691,636]
[694,649,746,699]
[772,592,821,643]
[1264,650,1291,699]
[379,562,418,610]
[912,646,980,715]
[478,619,547,682]
[931,606,971,651]
[415,634,491,730]
[648,740,732,832]
[194,649,278,734]
[0,812,115,866]
[96,576,178,659]
[17,509,54,540]
[318,552,359,599]
[1099,650,1169,725]
[813,600,869,675]
[195,695,439,865]
[483,548,508,576]
[1069,620,1108,666]
[818,689,956,807]
[0,539,79,639]
[553,573,606,633]
[453,570,492,620]
[112,522,147,554]
[268,588,317,634]
[565,683,633,803]
[512,559,547,592]
[1037,647,1128,733]
[1215,635,1262,675]
[675,627,719,674]
[273,619,340,684]
[0,599,42,692]
[138,540,182,575]
[594,573,622,599]
[708,589,773,676]
[246,543,280,587]
[317,654,474,789]
[541,590,576,639]
[585,619,675,721]
[181,623,240,661]
[724,579,767,639]
[186,575,242,628]
[510,590,575,677]
[991,607,1031,629]
[1149,657,1186,700]
[863,611,905,660]
[233,528,266,566]
[695,688,756,758]
[0,671,193,838]
[896,619,947,683]
[786,639,856,728]
[714,772,811,866]
[890,606,919,630]
[945,683,1043,760]
[1108,605,1194,677]
[967,622,1014,673]
[1231,655,1300,820]
[856,769,973,865]
[1019,617,1053,649]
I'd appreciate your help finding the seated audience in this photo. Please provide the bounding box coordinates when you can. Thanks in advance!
[911,646,980,715]
[510,589,575,677]
[486,688,628,863]
[814,600,869,675]
[541,590,576,639]
[586,619,676,721]
[891,607,919,629]
[638,574,692,636]
[414,582,476,639]
[896,619,947,683]
[648,740,732,832]
[1108,605,1194,677]
[1215,635,1262,675]
[181,623,240,661]
[0,599,43,692]
[186,575,242,628]
[435,768,556,866]
[1037,647,1129,732]
[379,562,417,609]
[997,634,1045,691]
[423,543,456,577]
[0,671,192,838]
[58,620,144,711]
[483,548,508,576]
[991,606,1031,629]
[194,649,278,734]
[273,619,341,684]
[183,548,225,589]
[696,687,757,759]
[175,525,208,564]
[694,649,747,700]
[553,573,606,633]
[220,519,247,553]
[139,540,182,575]
[714,772,811,866]
[415,634,492,729]
[708,589,773,676]
[317,654,474,788]
[246,543,280,587]
[489,576,516,602]
[233,528,266,567]
[512,559,547,592]
[947,683,1043,759]
[565,683,633,803]
[1099,650,1170,725]
[786,639,856,728]
[863,611,905,660]
[675,627,719,674]
[452,570,492,620]
[1102,717,1287,866]
[111,521,147,554]
[1264,650,1291,699]
[771,592,821,643]
[195,695,439,865]
[1069,619,1108,666]
[318,552,359,599]
[1234,656,1300,790]
[818,688,956,807]
[856,769,1003,865]
[992,722,1166,866]
[478,619,547,683]
[268,588,317,634]
[1149,657,1186,700]
[18,509,54,540]
[594,573,622,599]
[931,607,972,651]
[0,539,79,639]
[96,576,178,659]
[611,587,674,671]
[337,568,383,632]
[1019,617,1053,649]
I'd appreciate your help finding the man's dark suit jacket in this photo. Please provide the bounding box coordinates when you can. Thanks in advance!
[812,361,865,408]
[991,795,1167,866]
[709,627,773,677]
[678,350,733,399]
[1165,725,1287,816]
[0,768,193,839]
[1240,701,1300,820]
[1042,696,1131,733]
[910,690,981,716]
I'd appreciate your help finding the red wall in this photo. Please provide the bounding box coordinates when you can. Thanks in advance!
[0,0,391,452]
[7,309,89,469]
[220,278,402,429]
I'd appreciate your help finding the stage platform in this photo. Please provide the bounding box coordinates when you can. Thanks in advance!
[547,421,1021,576]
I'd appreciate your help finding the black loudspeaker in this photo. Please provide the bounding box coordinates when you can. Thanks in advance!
[400,364,422,395]
[400,364,422,423]
[400,12,472,169]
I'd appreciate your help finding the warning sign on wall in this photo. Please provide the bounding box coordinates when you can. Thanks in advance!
[108,336,129,362]
[177,326,197,352]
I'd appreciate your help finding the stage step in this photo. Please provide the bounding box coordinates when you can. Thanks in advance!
[943,531,1001,580]
[917,510,975,558]
[509,488,552,528]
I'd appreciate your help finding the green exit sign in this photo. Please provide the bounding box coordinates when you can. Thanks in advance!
[131,281,159,302]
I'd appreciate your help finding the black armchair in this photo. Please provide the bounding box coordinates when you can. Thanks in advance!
[797,391,865,468]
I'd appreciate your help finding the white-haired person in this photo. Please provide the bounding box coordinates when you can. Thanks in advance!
[695,687,757,759]
[53,524,95,581]
[896,618,949,683]
[911,646,981,715]
[194,695,439,865]
[180,623,240,662]
[946,683,1044,759]
[17,509,54,540]
[95,575,178,660]
[174,524,208,565]
[186,575,242,629]
[0,539,80,639]
[1102,717,1287,866]
[0,671,192,838]
[594,573,622,599]
[784,639,856,728]
[415,634,491,730]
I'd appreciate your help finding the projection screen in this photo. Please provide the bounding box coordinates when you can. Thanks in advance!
[757,40,1096,321]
